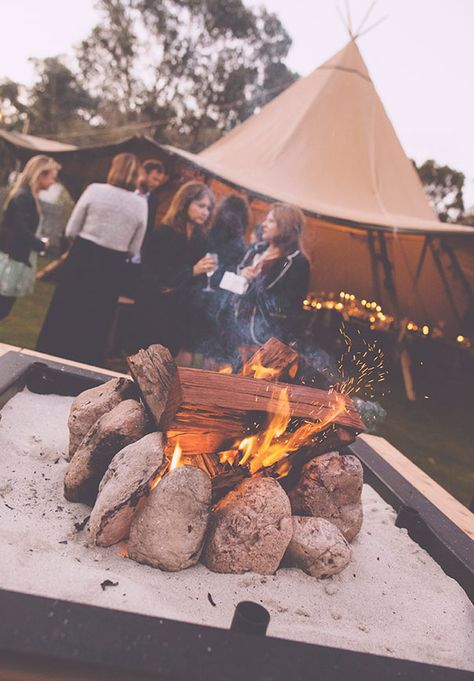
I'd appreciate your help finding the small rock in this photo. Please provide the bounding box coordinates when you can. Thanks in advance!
[68,377,137,458]
[201,477,292,575]
[64,400,146,505]
[285,517,351,578]
[288,452,363,542]
[128,466,211,571]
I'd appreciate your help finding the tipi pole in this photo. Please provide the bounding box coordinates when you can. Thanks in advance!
[379,232,416,401]
[378,232,400,316]
[414,236,430,283]
[440,239,473,302]
[367,229,383,303]
[355,2,377,37]
[428,239,463,325]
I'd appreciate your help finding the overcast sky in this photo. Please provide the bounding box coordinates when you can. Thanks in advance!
[1,0,473,206]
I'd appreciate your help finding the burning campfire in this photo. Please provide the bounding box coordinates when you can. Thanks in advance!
[64,339,366,577]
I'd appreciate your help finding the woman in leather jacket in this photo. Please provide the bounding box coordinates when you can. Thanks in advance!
[235,203,310,347]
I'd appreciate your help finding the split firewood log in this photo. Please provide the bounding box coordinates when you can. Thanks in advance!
[284,516,351,578]
[201,477,293,575]
[288,451,364,542]
[241,337,299,381]
[127,344,178,430]
[128,466,211,571]
[68,377,137,459]
[89,433,166,547]
[64,400,147,505]
[127,344,364,456]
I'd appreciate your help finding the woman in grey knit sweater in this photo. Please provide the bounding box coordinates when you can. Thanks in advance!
[36,153,147,365]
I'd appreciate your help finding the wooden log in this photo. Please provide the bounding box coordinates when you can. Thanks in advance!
[241,337,298,381]
[165,368,364,455]
[127,343,364,458]
[127,345,179,429]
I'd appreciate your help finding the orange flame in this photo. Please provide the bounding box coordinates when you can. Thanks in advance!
[218,365,233,374]
[232,387,346,477]
[169,441,183,471]
[242,361,281,381]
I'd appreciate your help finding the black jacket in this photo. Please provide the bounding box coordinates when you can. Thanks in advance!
[141,223,208,293]
[235,242,310,345]
[135,223,209,354]
[1,186,44,266]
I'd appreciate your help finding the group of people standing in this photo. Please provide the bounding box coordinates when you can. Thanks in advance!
[0,152,310,367]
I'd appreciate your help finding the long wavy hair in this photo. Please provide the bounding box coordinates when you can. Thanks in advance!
[268,203,305,255]
[162,181,215,234]
[5,155,60,207]
[209,194,249,246]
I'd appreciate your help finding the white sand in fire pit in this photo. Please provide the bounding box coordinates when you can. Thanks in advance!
[0,388,473,671]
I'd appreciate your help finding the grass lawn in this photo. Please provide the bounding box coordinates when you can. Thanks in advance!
[0,256,55,349]
[1,271,472,508]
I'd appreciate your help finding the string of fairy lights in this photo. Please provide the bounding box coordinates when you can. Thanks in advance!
[302,291,472,349]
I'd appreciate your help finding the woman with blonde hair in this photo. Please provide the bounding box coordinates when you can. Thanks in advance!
[133,180,216,356]
[0,155,59,319]
[235,202,310,346]
[36,153,147,365]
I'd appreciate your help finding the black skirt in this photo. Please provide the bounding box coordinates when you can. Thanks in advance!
[36,237,127,365]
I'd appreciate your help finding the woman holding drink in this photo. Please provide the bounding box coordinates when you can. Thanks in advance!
[134,180,216,358]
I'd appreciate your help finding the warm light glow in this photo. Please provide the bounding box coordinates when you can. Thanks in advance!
[233,387,346,478]
[242,356,282,381]
[422,325,430,336]
[361,299,367,306]
[219,449,240,466]
[169,442,183,471]
[457,335,465,343]
[218,365,233,374]
[376,305,381,312]
[316,302,322,309]
[407,322,414,330]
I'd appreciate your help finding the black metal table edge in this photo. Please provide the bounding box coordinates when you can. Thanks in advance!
[348,437,473,602]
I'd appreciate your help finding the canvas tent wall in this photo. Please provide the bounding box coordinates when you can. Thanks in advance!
[0,130,170,200]
[162,40,473,340]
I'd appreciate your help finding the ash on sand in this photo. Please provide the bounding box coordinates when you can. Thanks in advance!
[0,388,473,672]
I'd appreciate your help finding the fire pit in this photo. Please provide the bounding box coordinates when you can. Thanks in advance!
[0,349,472,681]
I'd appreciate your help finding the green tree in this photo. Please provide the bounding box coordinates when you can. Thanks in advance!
[28,56,97,136]
[76,0,297,150]
[414,159,465,223]
[0,79,29,130]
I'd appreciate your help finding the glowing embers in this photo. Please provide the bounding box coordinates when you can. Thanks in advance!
[218,385,347,479]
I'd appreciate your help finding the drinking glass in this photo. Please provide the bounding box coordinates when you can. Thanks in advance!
[203,252,218,292]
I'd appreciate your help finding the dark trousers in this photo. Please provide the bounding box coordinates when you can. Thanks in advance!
[0,295,16,320]
[36,237,126,366]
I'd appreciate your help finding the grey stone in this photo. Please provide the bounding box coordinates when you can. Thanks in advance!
[89,433,166,547]
[64,399,146,505]
[128,466,211,572]
[68,377,136,458]
[288,452,364,541]
[285,516,352,578]
[201,477,293,575]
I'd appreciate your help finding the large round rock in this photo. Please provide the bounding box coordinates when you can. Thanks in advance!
[285,516,351,578]
[128,466,211,571]
[201,477,293,575]
[89,432,166,547]
[288,452,363,541]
